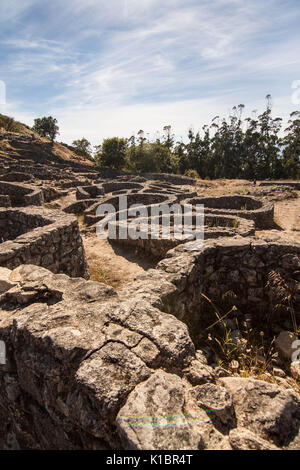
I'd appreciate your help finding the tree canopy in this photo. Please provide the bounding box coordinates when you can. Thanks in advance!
[94,137,127,169]
[94,96,299,180]
[72,138,92,159]
[32,116,59,142]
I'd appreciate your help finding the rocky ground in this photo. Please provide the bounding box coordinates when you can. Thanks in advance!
[0,132,299,450]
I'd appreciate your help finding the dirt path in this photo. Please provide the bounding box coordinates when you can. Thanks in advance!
[256,191,300,244]
[46,192,156,290]
[82,234,156,290]
[274,192,300,232]
[49,181,299,289]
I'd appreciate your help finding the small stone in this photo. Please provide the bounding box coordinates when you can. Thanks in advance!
[230,360,239,371]
[195,349,208,364]
[184,359,214,385]
[273,367,286,378]
[214,366,231,378]
[275,331,298,361]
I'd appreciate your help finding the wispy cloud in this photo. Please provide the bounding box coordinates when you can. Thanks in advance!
[0,0,299,144]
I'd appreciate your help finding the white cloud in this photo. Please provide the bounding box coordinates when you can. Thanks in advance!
[0,1,38,22]
[1,0,299,145]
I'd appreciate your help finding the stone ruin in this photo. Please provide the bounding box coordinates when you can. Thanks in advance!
[0,153,299,450]
[0,207,88,278]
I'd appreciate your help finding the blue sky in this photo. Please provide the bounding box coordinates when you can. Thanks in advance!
[0,0,300,145]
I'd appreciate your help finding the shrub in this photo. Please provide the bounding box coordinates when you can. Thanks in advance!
[95,137,127,169]
[0,114,23,132]
[184,169,199,179]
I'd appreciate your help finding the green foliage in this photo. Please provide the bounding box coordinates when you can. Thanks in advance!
[95,137,127,169]
[94,96,299,179]
[32,116,59,142]
[0,114,23,132]
[282,111,300,179]
[184,169,199,179]
[125,140,174,173]
[72,137,92,159]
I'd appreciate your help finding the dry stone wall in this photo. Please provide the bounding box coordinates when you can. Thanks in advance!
[260,181,300,190]
[113,214,255,259]
[0,207,88,279]
[182,195,274,229]
[0,150,299,450]
[0,181,44,206]
[157,238,300,339]
[0,235,299,450]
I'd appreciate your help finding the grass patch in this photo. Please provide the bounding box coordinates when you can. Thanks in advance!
[193,284,299,390]
[89,262,114,286]
[76,214,88,231]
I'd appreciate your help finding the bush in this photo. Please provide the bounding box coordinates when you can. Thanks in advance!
[71,138,92,159]
[184,169,199,179]
[0,114,23,132]
[95,137,127,169]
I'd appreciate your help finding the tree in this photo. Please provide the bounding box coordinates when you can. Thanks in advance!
[162,125,175,150]
[96,137,127,169]
[125,129,175,173]
[32,116,59,142]
[282,111,300,179]
[72,138,92,159]
[255,96,282,179]
[90,95,299,180]
[242,115,261,179]
[175,141,189,175]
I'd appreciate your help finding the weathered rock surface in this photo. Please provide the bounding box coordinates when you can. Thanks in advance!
[0,267,15,293]
[117,371,204,450]
[290,362,300,381]
[229,427,279,450]
[0,232,299,450]
[192,383,235,427]
[183,358,215,385]
[220,377,300,447]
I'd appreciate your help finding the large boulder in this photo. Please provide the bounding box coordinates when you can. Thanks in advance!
[220,377,300,447]
[116,371,204,450]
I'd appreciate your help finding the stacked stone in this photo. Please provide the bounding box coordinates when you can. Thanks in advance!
[0,207,88,279]
[0,235,299,450]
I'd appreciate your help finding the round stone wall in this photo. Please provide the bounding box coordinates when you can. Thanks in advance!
[0,207,89,278]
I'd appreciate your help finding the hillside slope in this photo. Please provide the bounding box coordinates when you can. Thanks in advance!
[0,115,93,166]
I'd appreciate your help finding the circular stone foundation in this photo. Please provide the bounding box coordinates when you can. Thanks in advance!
[83,193,178,227]
[157,237,300,339]
[182,195,274,229]
[110,212,255,258]
[0,207,88,278]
